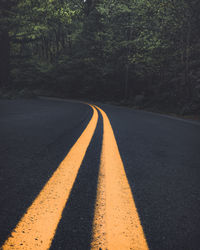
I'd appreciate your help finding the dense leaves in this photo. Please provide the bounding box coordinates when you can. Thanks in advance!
[0,0,200,113]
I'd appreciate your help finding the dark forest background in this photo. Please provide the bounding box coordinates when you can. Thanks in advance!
[1,0,200,114]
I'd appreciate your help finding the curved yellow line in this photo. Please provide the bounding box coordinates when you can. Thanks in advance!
[2,105,98,250]
[91,105,148,250]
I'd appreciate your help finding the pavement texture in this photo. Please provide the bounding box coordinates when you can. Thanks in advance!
[0,98,200,250]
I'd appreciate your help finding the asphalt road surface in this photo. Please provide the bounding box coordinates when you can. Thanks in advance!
[0,98,200,250]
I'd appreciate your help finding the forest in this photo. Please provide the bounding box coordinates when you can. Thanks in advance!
[0,0,200,114]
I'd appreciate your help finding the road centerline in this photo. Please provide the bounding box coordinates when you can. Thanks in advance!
[91,105,149,250]
[2,105,98,250]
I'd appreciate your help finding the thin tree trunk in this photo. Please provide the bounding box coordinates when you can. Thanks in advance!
[0,29,10,88]
[124,64,129,101]
[124,12,133,101]
[185,18,191,98]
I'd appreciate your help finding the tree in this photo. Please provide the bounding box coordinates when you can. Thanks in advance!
[1,0,199,113]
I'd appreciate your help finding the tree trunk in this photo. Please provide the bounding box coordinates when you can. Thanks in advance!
[124,12,133,101]
[0,29,10,88]
[124,64,129,101]
[185,18,191,99]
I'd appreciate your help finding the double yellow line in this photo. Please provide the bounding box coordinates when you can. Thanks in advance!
[2,104,148,250]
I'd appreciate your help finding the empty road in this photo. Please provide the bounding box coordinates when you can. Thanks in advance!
[0,98,200,250]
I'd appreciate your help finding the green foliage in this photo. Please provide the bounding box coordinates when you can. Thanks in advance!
[1,0,200,113]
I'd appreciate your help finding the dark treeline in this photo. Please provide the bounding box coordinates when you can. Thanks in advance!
[0,0,200,113]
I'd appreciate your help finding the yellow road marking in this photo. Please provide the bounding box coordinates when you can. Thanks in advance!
[2,105,98,250]
[91,105,148,250]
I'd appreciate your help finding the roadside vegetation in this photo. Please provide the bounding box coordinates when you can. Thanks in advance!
[1,0,200,115]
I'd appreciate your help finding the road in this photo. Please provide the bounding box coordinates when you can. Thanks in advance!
[0,98,200,250]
